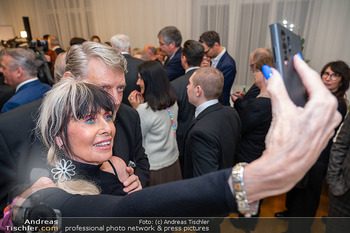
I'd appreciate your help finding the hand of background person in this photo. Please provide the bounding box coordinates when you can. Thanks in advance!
[235,90,246,99]
[128,90,144,109]
[230,93,238,102]
[101,156,142,194]
[234,54,341,203]
[200,55,211,67]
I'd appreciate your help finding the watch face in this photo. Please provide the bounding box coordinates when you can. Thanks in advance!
[234,183,242,191]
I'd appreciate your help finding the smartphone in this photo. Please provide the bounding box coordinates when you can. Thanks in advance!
[269,23,307,107]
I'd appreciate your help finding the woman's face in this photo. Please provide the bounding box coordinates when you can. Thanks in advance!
[253,69,265,88]
[66,109,116,165]
[322,67,342,93]
[136,74,145,94]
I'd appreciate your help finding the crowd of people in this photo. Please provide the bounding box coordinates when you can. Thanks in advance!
[0,25,349,233]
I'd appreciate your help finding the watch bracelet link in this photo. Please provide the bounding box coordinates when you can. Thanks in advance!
[231,162,259,217]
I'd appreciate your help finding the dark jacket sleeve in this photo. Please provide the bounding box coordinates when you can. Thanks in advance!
[31,169,237,217]
[327,113,350,196]
[217,53,236,106]
[114,104,150,187]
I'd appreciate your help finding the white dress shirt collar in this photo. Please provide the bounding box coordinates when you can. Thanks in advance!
[16,77,38,92]
[195,99,219,118]
[211,47,226,68]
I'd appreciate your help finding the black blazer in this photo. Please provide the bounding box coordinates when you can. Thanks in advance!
[183,103,241,178]
[233,84,260,113]
[54,47,65,56]
[122,54,144,106]
[0,100,149,212]
[170,69,197,162]
[0,84,15,110]
[164,47,185,81]
[216,51,236,106]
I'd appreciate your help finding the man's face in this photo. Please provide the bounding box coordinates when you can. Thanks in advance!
[158,36,173,57]
[187,73,197,106]
[84,58,126,111]
[0,55,20,89]
[201,42,215,59]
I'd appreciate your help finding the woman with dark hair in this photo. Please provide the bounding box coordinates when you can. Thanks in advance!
[321,60,350,113]
[128,61,181,186]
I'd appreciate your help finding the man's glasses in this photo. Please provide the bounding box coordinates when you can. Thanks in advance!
[322,72,340,81]
[204,47,212,55]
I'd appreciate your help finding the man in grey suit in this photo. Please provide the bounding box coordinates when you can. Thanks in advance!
[110,34,144,106]
[184,67,241,178]
[170,40,204,174]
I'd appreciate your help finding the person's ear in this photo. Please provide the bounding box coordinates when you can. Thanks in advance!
[55,136,63,148]
[16,66,23,78]
[196,85,202,97]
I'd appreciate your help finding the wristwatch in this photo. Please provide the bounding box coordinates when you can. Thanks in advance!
[231,162,259,217]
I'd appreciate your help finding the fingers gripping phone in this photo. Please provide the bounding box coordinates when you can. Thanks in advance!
[269,23,307,107]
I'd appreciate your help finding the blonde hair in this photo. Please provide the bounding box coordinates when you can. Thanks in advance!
[37,78,117,195]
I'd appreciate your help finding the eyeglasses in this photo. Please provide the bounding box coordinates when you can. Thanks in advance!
[253,69,261,74]
[204,47,212,55]
[322,72,340,80]
[159,41,168,46]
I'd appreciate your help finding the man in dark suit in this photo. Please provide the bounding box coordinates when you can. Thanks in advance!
[158,26,185,81]
[183,67,241,178]
[170,40,204,174]
[110,34,144,106]
[0,42,149,213]
[0,48,51,113]
[199,31,236,106]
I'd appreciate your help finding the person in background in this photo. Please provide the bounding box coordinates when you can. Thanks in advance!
[90,35,101,43]
[158,26,185,81]
[69,37,86,46]
[110,34,144,106]
[133,50,149,61]
[170,40,204,175]
[0,48,51,113]
[128,61,181,186]
[200,53,211,67]
[48,35,65,56]
[184,67,241,178]
[156,47,166,64]
[235,54,274,164]
[199,31,236,106]
[326,112,350,232]
[231,48,272,112]
[143,45,161,64]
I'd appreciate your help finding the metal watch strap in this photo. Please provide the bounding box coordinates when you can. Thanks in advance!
[231,162,259,217]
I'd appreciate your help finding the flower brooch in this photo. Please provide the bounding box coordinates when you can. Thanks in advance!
[51,159,76,182]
